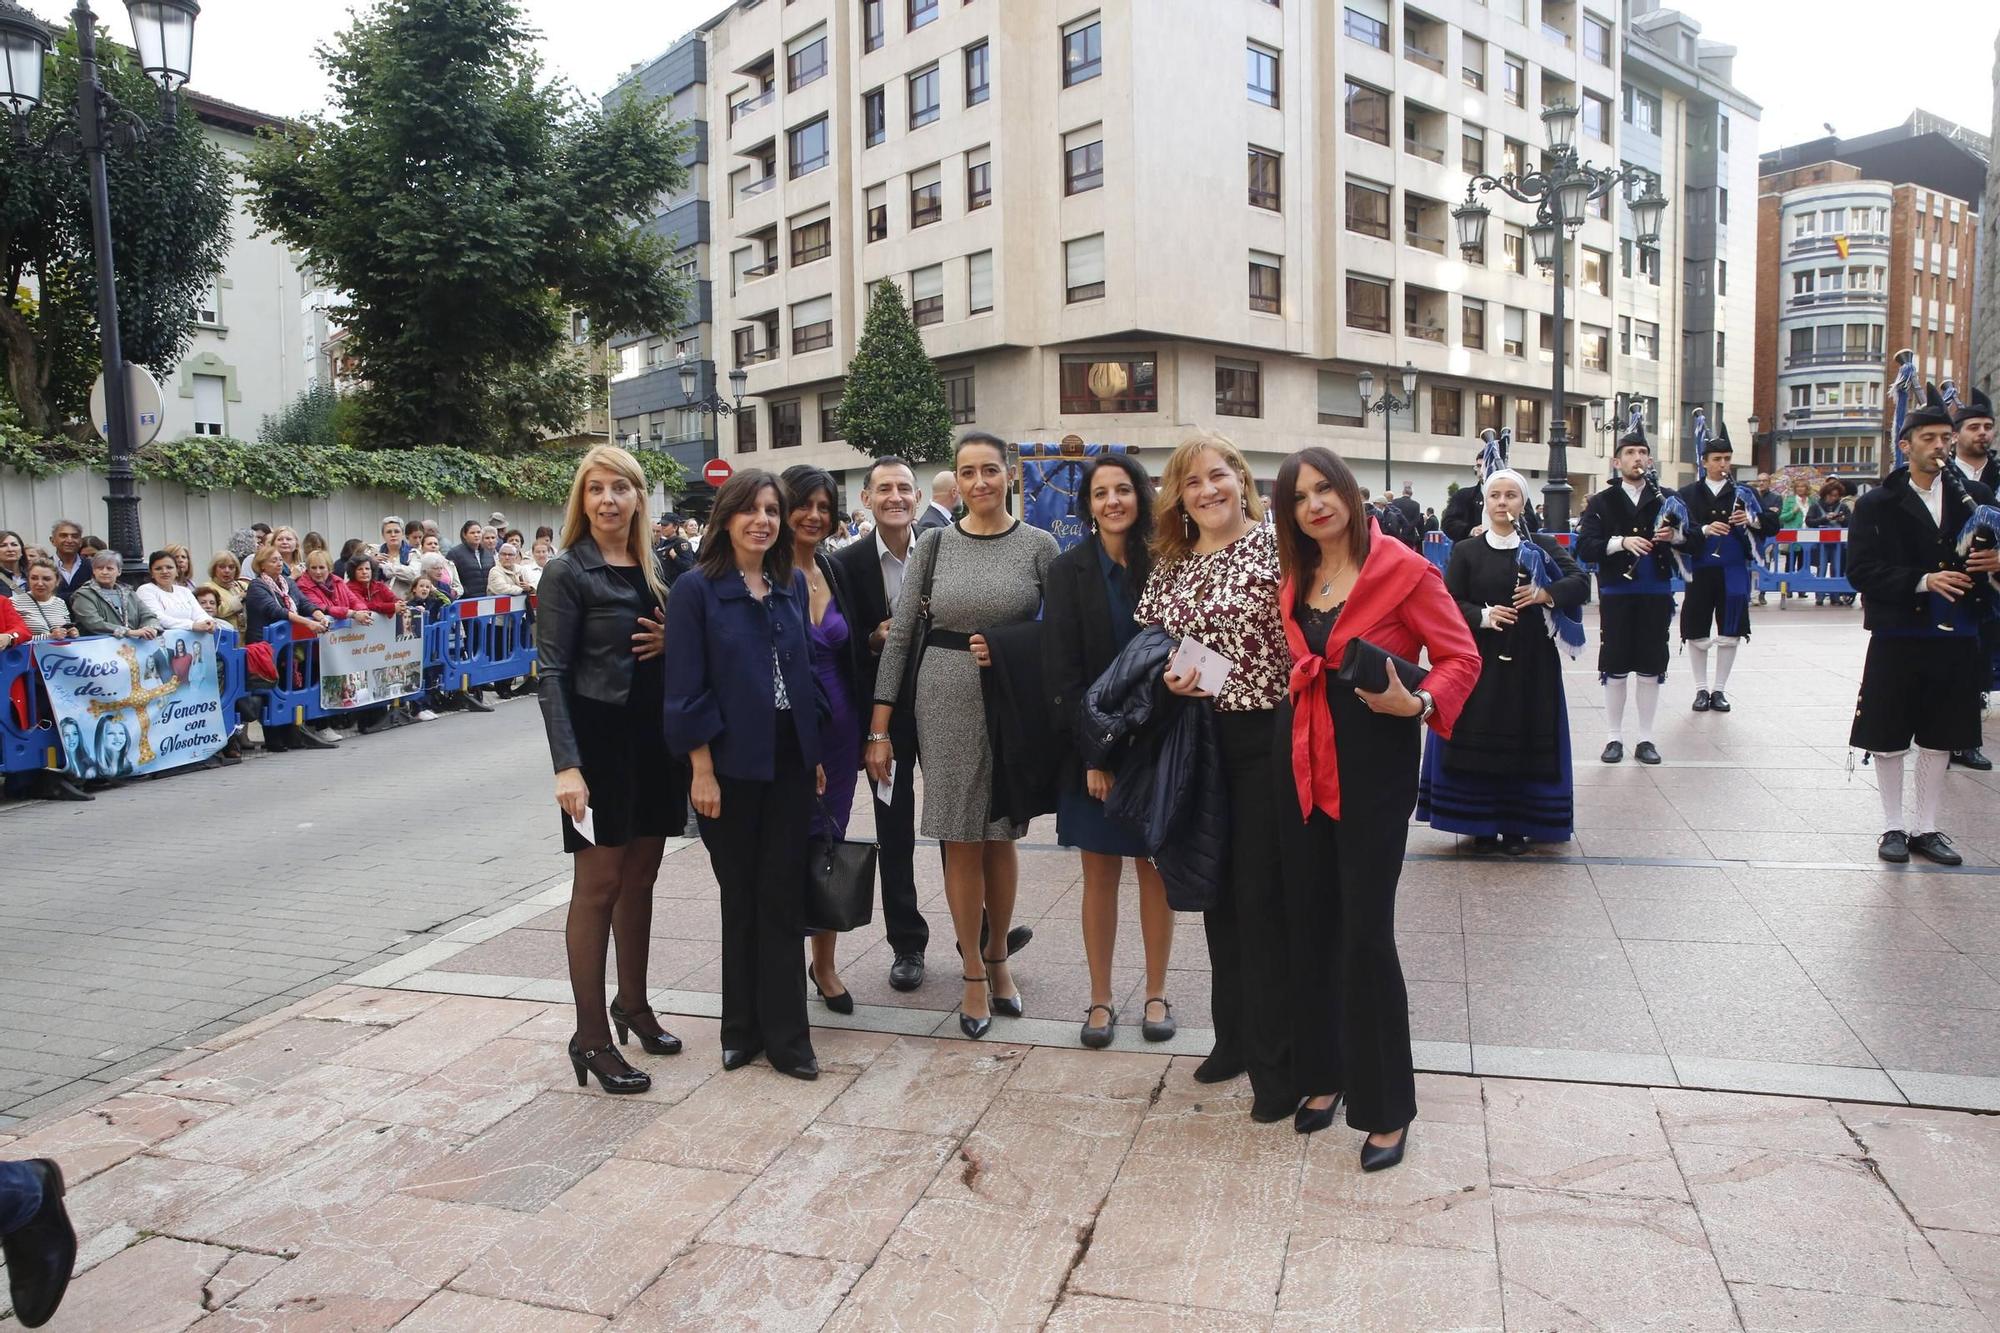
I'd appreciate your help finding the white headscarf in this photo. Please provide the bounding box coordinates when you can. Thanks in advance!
[1480,469,1531,549]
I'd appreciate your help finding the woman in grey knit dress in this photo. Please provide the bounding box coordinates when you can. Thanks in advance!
[867,433,1057,1039]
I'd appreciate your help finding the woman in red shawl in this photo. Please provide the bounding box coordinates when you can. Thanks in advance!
[1271,447,1480,1170]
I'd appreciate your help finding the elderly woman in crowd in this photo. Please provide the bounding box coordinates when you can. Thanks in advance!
[137,551,219,632]
[1807,477,1852,529]
[166,544,197,590]
[71,552,161,640]
[201,552,249,634]
[378,517,419,595]
[417,548,459,599]
[520,535,554,591]
[343,554,402,616]
[12,561,78,640]
[0,530,26,601]
[486,542,529,596]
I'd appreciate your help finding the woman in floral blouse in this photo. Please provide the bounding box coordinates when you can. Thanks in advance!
[1135,432,1296,1124]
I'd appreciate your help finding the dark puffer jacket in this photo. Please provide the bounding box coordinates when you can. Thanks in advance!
[1080,626,1228,910]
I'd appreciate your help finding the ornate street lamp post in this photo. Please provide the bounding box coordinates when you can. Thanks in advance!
[1454,100,1665,533]
[676,350,748,455]
[1357,362,1419,496]
[0,0,201,575]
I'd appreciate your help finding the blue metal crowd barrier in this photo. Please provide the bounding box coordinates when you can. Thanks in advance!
[1757,531,1854,600]
[432,594,537,693]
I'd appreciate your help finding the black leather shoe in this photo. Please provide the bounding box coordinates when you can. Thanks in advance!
[984,957,1023,1018]
[1251,1092,1297,1124]
[1193,1048,1245,1084]
[1080,1003,1115,1049]
[459,692,495,713]
[1600,741,1624,764]
[1502,836,1530,856]
[1908,831,1964,866]
[1294,1094,1342,1136]
[1952,748,1994,771]
[37,773,92,801]
[1005,925,1033,956]
[1361,1123,1410,1172]
[721,1046,762,1071]
[569,1037,650,1094]
[807,963,854,1016]
[609,999,683,1055]
[1141,997,1176,1043]
[888,953,925,991]
[293,726,339,751]
[1634,741,1663,765]
[1,1159,75,1329]
[774,1057,819,1082]
[959,974,992,1039]
[1692,689,1712,712]
[1877,829,1910,864]
[1708,690,1732,713]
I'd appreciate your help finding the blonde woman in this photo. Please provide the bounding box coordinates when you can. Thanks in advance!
[201,552,249,635]
[270,526,302,577]
[535,444,686,1094]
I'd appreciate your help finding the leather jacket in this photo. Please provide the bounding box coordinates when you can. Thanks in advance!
[535,535,667,773]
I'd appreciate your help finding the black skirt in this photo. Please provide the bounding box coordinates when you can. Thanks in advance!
[561,690,690,852]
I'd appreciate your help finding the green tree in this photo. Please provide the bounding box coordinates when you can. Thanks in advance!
[838,280,954,465]
[244,0,688,450]
[0,26,232,436]
[259,381,346,447]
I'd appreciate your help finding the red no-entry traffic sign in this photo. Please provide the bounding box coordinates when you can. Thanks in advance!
[703,458,734,488]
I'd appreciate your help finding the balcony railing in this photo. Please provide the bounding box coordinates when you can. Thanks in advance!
[739,258,778,280]
[730,87,774,125]
[1787,290,1886,309]
[1784,405,1880,425]
[1541,23,1572,46]
[1405,231,1446,254]
[736,347,777,366]
[1785,349,1882,369]
[1786,232,1888,256]
[1406,321,1446,344]
[1404,139,1445,164]
[1404,44,1444,73]
[738,175,776,200]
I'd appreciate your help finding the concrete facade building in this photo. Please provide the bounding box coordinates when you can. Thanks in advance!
[1971,31,2000,397]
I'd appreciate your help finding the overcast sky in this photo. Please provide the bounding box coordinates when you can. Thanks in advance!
[35,0,1999,155]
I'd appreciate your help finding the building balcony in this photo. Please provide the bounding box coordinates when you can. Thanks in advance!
[1784,349,1882,370]
[1787,290,1887,310]
[729,87,774,130]
[739,258,778,281]
[1786,233,1889,260]
[738,174,776,201]
[1784,405,1881,428]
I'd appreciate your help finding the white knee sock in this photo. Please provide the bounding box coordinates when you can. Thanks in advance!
[1912,747,1950,836]
[1873,750,1906,833]
[1714,639,1739,692]
[1604,675,1628,743]
[1689,639,1711,691]
[1635,677,1661,743]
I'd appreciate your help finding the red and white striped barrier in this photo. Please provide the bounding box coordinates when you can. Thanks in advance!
[454,594,530,619]
[1771,529,1847,543]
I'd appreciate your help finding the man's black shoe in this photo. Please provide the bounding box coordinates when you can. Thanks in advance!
[459,692,495,714]
[1634,741,1662,765]
[1877,829,1910,863]
[2,1158,76,1328]
[888,953,925,992]
[36,773,91,802]
[1951,748,1993,771]
[293,727,339,751]
[1908,832,1963,866]
[1708,691,1732,713]
[1600,741,1624,765]
[1692,689,1711,712]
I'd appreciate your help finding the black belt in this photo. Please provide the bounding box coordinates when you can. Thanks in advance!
[928,630,973,651]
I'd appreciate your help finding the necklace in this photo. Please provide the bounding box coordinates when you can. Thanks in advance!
[1317,563,1352,599]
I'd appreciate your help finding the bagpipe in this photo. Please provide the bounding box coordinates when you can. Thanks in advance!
[1890,349,1916,471]
[1512,536,1587,660]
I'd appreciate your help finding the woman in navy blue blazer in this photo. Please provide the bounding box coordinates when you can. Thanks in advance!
[664,469,828,1080]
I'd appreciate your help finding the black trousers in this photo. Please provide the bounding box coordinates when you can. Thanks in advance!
[1276,684,1419,1133]
[698,715,815,1070]
[871,724,929,956]
[1205,708,1291,1106]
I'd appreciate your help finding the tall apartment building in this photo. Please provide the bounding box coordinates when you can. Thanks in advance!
[606,31,720,479]
[680,0,1751,507]
[1754,114,1988,475]
[1969,35,2000,397]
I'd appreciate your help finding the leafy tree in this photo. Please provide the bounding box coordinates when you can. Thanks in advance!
[244,0,689,450]
[259,381,346,447]
[0,26,232,436]
[838,280,954,465]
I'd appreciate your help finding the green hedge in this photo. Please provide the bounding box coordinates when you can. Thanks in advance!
[0,429,686,508]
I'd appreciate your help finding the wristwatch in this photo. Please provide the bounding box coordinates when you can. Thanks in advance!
[865,731,892,744]
[1414,689,1435,723]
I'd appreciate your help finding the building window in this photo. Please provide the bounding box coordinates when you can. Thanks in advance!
[1216,358,1262,418]
[790,216,831,267]
[1623,86,1660,134]
[1064,132,1104,195]
[1461,128,1485,176]
[908,0,938,29]
[737,403,758,451]
[1063,16,1101,86]
[772,398,802,448]
[1430,387,1462,436]
[1632,318,1658,359]
[1462,297,1486,349]
[1718,187,1729,224]
[1582,92,1609,143]
[1317,371,1363,427]
[1346,274,1390,333]
[863,0,884,51]
[1718,259,1728,295]
[1503,225,1525,275]
[911,265,944,325]
[908,65,940,128]
[1581,324,1608,371]
[791,296,833,354]
[196,280,221,326]
[1714,331,1725,367]
[1718,113,1730,151]
[942,367,976,423]
[968,250,994,315]
[1065,234,1106,303]
[1248,147,1281,211]
[1343,6,1387,50]
[1582,14,1610,65]
[1248,252,1282,314]
[819,391,843,441]
[863,88,886,147]
[1581,246,1607,295]
[1060,354,1157,413]
[788,117,829,177]
[1502,55,1524,107]
[1503,306,1525,357]
[1515,398,1541,442]
[1246,44,1279,108]
[192,373,226,435]
[910,164,943,227]
[966,147,992,209]
[1344,80,1389,146]
[965,41,990,105]
[866,184,888,242]
[1463,35,1486,89]
[787,33,827,91]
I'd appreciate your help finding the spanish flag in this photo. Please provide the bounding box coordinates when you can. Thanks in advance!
[1833,235,1851,259]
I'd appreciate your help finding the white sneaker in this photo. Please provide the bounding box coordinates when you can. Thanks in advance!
[312,726,342,744]
[416,708,439,722]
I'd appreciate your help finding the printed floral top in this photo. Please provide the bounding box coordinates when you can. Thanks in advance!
[1134,524,1288,712]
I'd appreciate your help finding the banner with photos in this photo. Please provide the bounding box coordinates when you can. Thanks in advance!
[36,631,228,778]
[318,607,426,711]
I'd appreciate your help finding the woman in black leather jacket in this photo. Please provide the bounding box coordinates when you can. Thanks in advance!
[536,444,690,1095]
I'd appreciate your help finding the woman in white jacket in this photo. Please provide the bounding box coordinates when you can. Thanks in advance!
[135,550,218,632]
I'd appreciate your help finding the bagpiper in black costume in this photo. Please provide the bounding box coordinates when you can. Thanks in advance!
[1848,384,1998,865]
[1948,385,1997,771]
[1576,411,1679,765]
[1673,414,1779,713]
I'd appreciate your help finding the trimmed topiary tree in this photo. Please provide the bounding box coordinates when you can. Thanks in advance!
[837,280,954,466]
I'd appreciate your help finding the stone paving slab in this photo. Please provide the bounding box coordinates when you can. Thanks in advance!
[2,990,1995,1331]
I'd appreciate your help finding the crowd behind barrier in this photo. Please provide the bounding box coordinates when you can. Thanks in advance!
[1421,527,1850,599]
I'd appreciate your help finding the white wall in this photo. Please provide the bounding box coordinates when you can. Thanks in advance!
[0,469,563,565]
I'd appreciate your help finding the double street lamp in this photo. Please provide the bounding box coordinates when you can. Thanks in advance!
[1453,100,1666,533]
[1357,362,1419,496]
[0,0,201,574]
[675,350,748,453]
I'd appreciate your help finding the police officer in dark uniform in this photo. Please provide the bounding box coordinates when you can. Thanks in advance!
[652,515,697,583]
[1576,417,1676,765]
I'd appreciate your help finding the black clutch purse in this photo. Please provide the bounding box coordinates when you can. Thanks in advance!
[804,803,878,933]
[1333,637,1427,695]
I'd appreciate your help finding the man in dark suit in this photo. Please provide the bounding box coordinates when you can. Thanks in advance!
[914,470,957,534]
[446,519,494,598]
[1392,483,1423,530]
[47,520,92,602]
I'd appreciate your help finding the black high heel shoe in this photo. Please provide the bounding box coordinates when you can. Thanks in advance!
[609,1000,683,1055]
[1361,1123,1411,1172]
[959,974,992,1039]
[1294,1093,1343,1136]
[807,961,855,1015]
[569,1036,650,1094]
[983,956,1022,1018]
[721,1045,762,1071]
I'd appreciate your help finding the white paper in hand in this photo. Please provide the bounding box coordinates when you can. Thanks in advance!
[875,761,896,807]
[1171,637,1236,696]
[572,805,596,845]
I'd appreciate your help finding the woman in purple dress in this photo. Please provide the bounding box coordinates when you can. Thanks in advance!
[784,466,864,1014]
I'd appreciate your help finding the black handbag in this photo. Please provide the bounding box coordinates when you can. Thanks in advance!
[894,529,941,711]
[804,802,877,933]
[1334,636,1427,695]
